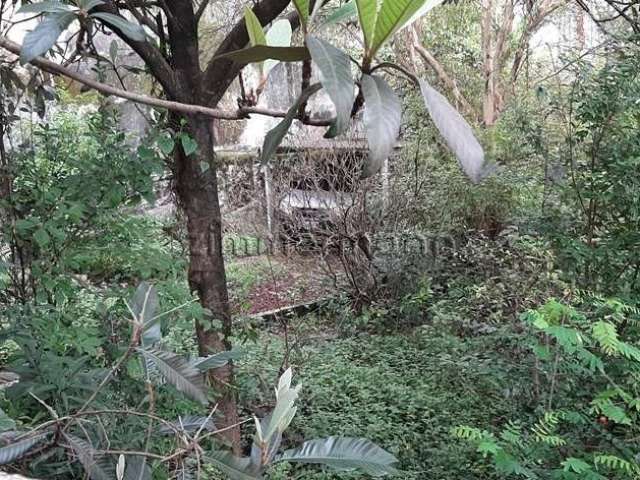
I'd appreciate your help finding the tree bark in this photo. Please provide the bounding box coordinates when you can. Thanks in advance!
[481,0,497,126]
[174,114,240,451]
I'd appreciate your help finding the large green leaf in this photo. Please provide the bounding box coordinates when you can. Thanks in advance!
[400,0,445,32]
[137,348,208,404]
[275,437,398,476]
[0,432,50,464]
[292,0,310,27]
[260,84,322,164]
[244,7,267,46]
[264,19,293,77]
[360,74,401,178]
[17,1,75,14]
[419,79,484,183]
[206,451,259,480]
[355,0,377,52]
[212,45,310,65]
[20,12,76,64]
[371,0,426,56]
[322,1,357,26]
[307,36,355,137]
[90,12,146,41]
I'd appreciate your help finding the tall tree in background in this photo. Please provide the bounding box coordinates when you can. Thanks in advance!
[411,0,566,125]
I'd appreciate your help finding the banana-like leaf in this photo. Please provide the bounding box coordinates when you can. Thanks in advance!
[419,79,484,183]
[206,451,260,480]
[20,12,76,64]
[356,0,377,52]
[307,36,355,138]
[137,348,208,404]
[244,7,267,46]
[264,20,293,78]
[212,45,310,65]
[191,349,242,372]
[371,0,427,57]
[65,434,115,480]
[322,1,357,26]
[158,415,216,435]
[0,432,50,465]
[18,1,75,14]
[275,437,398,476]
[360,74,401,178]
[292,0,310,27]
[260,84,322,165]
[90,12,146,41]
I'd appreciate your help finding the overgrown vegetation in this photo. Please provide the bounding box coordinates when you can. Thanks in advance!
[1,0,640,479]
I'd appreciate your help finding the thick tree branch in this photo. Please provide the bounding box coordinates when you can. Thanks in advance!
[0,36,330,126]
[411,27,474,117]
[201,0,295,106]
[96,0,178,98]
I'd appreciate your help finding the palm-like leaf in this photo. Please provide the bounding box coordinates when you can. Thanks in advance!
[0,432,50,465]
[275,437,398,476]
[137,348,207,404]
[419,79,484,183]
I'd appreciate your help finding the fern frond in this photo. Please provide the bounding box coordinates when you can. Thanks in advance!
[451,426,488,442]
[592,321,620,356]
[531,411,566,446]
[594,454,637,474]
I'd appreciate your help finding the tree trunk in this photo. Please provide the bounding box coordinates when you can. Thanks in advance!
[173,114,240,452]
[481,0,497,126]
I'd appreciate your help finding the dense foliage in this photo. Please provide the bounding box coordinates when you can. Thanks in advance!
[1,0,640,479]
